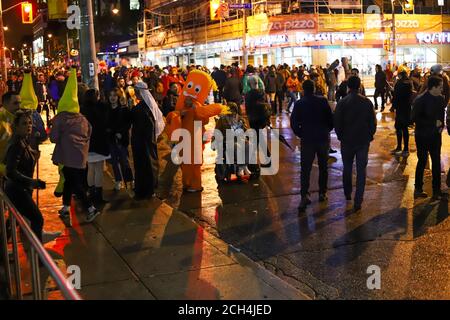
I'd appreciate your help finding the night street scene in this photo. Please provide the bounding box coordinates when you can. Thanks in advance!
[0,0,450,308]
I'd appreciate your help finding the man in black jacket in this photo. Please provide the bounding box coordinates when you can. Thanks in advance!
[291,80,333,211]
[412,76,447,200]
[212,65,227,103]
[374,64,387,112]
[334,76,377,212]
[391,70,413,156]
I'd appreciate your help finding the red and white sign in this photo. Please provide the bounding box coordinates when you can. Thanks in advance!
[269,14,317,33]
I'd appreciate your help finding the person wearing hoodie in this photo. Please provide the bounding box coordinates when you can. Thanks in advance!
[83,89,111,204]
[50,68,100,223]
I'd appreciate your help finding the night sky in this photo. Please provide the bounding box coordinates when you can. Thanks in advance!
[3,0,34,49]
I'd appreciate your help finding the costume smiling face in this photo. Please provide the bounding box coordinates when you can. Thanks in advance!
[176,70,212,111]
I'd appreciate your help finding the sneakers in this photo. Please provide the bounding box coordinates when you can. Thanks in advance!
[86,207,101,223]
[414,189,428,199]
[353,204,362,213]
[114,181,122,191]
[402,150,410,157]
[319,193,328,202]
[390,149,401,155]
[298,196,312,212]
[42,231,62,244]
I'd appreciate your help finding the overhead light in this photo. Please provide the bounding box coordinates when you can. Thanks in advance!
[112,8,119,14]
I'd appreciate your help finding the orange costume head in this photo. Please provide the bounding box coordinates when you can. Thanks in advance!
[175,70,213,111]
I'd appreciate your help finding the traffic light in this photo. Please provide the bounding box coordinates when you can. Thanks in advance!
[210,0,221,21]
[384,39,390,52]
[402,0,414,11]
[21,2,33,24]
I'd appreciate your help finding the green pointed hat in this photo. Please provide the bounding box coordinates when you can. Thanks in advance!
[20,73,38,110]
[58,68,79,113]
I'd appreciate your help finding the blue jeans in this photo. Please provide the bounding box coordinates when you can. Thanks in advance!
[110,143,134,182]
[341,143,370,206]
[287,91,299,112]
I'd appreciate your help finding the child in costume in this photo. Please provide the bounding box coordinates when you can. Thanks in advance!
[165,70,226,192]
[213,102,251,183]
[50,68,100,223]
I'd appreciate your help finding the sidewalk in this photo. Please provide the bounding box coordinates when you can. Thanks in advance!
[19,143,309,300]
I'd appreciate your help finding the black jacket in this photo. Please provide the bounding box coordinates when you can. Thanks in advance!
[264,73,277,94]
[375,70,387,90]
[223,77,242,103]
[109,104,131,147]
[334,91,377,146]
[212,69,227,88]
[392,78,413,125]
[290,94,333,144]
[411,91,445,139]
[84,102,111,156]
[4,136,36,190]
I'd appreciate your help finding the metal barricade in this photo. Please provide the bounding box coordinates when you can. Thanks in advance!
[0,189,81,300]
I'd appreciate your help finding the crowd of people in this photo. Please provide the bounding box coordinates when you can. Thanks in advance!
[0,56,449,245]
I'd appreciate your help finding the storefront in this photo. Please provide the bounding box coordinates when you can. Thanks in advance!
[141,13,447,69]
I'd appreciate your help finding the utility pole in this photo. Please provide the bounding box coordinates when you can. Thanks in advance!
[79,0,99,90]
[391,0,397,66]
[242,4,248,67]
[0,0,7,87]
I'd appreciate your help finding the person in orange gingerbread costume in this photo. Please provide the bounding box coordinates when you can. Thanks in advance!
[166,70,227,192]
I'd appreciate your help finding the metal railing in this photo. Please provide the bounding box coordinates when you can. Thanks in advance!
[0,189,81,300]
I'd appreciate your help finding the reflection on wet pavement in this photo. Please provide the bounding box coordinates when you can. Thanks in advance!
[157,110,450,299]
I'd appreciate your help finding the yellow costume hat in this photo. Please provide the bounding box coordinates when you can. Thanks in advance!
[20,73,38,110]
[58,68,79,113]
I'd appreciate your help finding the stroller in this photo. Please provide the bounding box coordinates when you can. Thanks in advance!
[212,103,260,184]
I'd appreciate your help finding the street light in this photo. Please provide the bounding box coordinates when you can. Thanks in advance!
[112,8,119,15]
[48,33,53,38]
[3,26,7,31]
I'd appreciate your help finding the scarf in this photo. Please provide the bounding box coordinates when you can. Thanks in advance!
[134,81,165,138]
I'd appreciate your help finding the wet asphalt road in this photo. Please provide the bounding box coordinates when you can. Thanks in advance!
[157,104,450,299]
[33,99,450,299]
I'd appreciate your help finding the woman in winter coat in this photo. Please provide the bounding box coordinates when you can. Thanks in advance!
[83,89,111,203]
[108,89,134,191]
[223,69,243,108]
[5,110,60,243]
[264,66,278,115]
[391,70,414,156]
